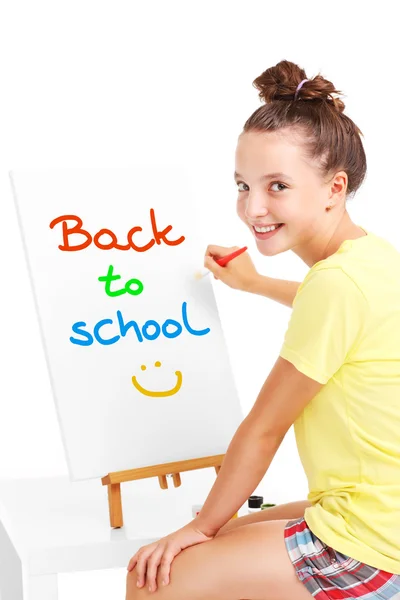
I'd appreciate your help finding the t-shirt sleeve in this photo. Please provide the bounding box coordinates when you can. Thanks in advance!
[279,267,369,384]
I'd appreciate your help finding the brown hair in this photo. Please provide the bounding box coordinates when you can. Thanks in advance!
[243,60,367,199]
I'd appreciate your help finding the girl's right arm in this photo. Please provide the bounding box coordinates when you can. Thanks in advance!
[247,275,301,308]
[204,245,301,308]
[215,499,312,536]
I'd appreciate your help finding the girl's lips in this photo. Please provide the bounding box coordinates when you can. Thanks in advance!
[252,223,282,228]
[252,223,285,240]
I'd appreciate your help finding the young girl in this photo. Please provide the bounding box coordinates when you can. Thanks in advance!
[126,60,400,600]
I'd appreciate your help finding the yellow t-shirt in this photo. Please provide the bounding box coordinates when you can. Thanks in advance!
[279,227,400,573]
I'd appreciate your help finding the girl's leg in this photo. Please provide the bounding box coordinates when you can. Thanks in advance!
[126,519,312,600]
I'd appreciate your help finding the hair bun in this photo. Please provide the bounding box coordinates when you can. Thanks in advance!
[252,59,346,113]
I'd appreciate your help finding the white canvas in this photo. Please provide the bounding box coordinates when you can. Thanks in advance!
[10,168,244,481]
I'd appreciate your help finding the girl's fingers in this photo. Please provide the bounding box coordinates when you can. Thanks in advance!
[204,256,223,276]
[205,244,238,260]
[145,546,165,592]
[135,550,152,587]
[204,244,239,259]
[158,549,175,588]
[127,554,138,571]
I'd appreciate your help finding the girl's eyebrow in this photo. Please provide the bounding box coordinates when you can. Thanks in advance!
[234,171,294,183]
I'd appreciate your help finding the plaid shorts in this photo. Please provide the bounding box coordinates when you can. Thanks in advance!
[284,517,400,599]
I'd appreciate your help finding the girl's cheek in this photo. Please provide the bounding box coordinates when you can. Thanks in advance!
[236,201,246,221]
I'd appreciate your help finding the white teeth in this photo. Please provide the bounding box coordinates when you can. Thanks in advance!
[254,224,281,233]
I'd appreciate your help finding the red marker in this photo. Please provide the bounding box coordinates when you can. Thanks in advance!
[195,246,248,279]
[215,246,248,267]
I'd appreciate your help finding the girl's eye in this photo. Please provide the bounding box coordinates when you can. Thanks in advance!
[237,181,287,192]
[271,182,287,192]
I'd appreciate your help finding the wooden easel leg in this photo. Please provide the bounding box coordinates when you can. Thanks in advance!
[107,483,123,528]
[158,475,168,489]
[172,473,181,487]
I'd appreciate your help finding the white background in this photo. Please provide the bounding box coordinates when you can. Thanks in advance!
[1,1,398,597]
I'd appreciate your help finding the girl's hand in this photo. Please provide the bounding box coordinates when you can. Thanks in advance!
[127,521,214,592]
[204,245,259,292]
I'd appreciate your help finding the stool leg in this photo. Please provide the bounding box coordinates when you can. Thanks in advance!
[0,519,23,599]
[22,573,58,600]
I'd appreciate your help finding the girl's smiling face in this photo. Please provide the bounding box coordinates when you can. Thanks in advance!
[234,129,342,258]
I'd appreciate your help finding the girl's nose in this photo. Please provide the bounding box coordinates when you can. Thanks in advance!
[245,194,269,220]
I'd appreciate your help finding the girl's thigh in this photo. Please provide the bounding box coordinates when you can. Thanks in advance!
[126,519,313,600]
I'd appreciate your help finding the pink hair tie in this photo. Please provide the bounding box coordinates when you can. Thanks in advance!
[294,79,308,100]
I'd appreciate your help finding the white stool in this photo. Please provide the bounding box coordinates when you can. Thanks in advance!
[0,472,230,599]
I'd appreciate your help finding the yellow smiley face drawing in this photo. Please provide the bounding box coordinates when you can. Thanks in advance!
[131,361,183,397]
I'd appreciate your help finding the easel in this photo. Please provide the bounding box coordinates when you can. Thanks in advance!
[101,454,225,528]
